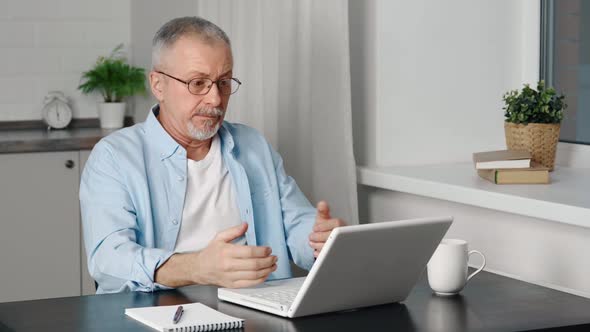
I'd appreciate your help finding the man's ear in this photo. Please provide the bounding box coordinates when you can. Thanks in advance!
[149,71,164,102]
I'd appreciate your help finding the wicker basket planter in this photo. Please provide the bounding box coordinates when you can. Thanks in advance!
[504,122,560,171]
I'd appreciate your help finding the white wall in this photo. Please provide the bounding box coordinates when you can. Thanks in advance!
[0,0,130,121]
[350,0,540,167]
[358,186,590,297]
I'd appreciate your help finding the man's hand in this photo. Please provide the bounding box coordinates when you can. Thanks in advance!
[194,223,277,288]
[308,201,346,258]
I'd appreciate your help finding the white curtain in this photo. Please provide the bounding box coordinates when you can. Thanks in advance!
[194,0,358,224]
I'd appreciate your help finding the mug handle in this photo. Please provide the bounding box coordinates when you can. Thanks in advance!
[467,250,486,281]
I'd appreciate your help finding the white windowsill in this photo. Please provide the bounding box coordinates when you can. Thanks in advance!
[357,163,590,228]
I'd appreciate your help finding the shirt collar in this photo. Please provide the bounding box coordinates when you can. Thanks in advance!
[144,104,236,160]
[145,104,182,160]
[219,122,235,154]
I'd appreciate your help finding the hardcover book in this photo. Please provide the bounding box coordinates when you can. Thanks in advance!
[473,149,532,169]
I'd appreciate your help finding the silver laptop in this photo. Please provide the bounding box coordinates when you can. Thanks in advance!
[218,216,453,318]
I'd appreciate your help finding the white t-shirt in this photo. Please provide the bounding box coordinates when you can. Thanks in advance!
[174,134,244,253]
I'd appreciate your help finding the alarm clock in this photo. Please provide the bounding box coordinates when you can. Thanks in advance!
[42,91,73,129]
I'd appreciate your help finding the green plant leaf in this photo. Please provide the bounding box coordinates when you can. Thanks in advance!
[502,80,567,124]
[78,44,146,102]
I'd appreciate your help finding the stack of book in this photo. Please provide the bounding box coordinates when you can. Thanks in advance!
[472,149,550,184]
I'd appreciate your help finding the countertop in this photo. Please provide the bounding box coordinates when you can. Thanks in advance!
[0,127,115,154]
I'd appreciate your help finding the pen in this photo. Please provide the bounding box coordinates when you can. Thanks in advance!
[172,305,184,324]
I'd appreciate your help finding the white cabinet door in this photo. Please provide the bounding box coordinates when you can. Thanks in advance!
[0,151,81,302]
[79,149,96,296]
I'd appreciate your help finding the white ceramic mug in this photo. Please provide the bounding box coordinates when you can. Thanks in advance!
[427,239,486,296]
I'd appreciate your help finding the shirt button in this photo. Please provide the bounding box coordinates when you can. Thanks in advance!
[177,176,184,181]
[172,219,178,225]
[160,152,165,157]
[246,208,250,215]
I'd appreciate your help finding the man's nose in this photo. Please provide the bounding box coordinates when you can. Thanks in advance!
[203,83,222,106]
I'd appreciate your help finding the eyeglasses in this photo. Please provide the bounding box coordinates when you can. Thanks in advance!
[155,70,241,95]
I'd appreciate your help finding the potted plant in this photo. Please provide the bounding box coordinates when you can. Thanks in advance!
[78,44,146,129]
[502,80,567,171]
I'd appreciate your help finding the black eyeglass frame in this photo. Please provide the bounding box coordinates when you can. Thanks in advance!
[155,70,242,95]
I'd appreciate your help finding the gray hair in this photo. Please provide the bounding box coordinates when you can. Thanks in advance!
[152,16,231,69]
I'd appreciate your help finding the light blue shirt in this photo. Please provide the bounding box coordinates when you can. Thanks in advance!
[80,105,316,294]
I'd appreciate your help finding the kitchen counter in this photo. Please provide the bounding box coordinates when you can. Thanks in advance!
[0,117,135,154]
[0,127,116,154]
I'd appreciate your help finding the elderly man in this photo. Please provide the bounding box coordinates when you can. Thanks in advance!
[80,16,345,294]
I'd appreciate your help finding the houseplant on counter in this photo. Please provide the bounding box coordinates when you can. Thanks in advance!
[78,44,146,129]
[502,80,567,171]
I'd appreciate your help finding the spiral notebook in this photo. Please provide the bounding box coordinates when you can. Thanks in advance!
[125,302,244,332]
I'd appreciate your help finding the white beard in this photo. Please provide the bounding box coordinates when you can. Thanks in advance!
[186,107,224,141]
[187,120,221,140]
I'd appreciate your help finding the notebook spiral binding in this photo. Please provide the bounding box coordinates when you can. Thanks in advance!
[170,320,243,332]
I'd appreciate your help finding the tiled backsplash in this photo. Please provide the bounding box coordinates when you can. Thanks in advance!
[0,0,131,121]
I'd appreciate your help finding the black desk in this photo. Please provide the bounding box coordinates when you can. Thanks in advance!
[2,271,590,332]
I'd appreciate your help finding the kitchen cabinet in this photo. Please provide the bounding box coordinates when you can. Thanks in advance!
[0,151,83,302]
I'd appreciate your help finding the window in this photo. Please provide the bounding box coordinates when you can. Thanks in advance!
[541,0,590,145]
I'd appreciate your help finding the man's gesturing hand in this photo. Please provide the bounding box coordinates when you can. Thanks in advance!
[308,201,346,258]
[194,223,277,288]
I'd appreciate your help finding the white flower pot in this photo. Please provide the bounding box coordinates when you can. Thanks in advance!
[98,102,126,129]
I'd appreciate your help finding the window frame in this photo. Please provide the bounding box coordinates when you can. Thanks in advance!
[540,0,590,146]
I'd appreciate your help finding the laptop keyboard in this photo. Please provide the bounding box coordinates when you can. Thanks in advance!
[248,286,300,306]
